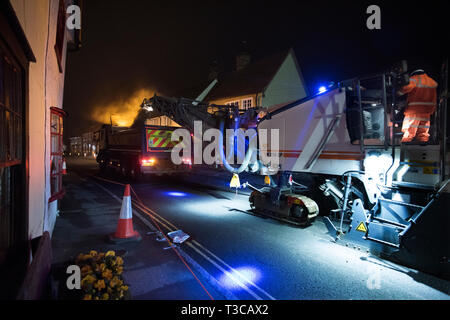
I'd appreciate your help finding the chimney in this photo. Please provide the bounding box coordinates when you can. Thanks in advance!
[236,52,251,71]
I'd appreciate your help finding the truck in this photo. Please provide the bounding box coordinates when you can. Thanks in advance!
[96,124,192,179]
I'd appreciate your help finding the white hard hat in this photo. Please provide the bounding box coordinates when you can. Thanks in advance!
[410,69,425,76]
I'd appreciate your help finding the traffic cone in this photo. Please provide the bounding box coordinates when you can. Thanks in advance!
[62,159,67,175]
[109,184,141,243]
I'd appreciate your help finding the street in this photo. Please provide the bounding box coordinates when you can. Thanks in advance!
[2,0,449,306]
[64,157,450,300]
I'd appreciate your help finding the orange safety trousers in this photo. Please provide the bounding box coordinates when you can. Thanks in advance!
[400,74,437,143]
[401,112,431,142]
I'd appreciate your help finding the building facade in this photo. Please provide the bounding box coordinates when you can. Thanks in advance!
[0,0,80,298]
[69,136,82,155]
[204,49,309,113]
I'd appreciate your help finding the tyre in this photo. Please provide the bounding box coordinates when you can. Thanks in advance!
[129,165,141,182]
[249,191,257,210]
[291,205,310,226]
[99,161,107,173]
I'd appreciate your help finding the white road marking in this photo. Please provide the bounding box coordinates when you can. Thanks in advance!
[93,181,239,299]
[94,180,276,300]
[131,192,276,300]
[186,241,264,300]
[191,240,276,300]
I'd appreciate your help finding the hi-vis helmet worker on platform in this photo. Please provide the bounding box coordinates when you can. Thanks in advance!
[398,69,438,143]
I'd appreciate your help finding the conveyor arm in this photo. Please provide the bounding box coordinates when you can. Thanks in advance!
[140,95,238,132]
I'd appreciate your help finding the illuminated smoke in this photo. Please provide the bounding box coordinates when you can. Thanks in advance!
[91,88,156,127]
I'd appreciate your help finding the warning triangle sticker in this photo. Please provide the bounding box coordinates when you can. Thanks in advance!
[356,222,367,233]
[230,174,241,188]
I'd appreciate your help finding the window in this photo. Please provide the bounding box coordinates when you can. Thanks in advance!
[241,98,253,110]
[0,41,25,258]
[226,100,240,108]
[0,55,23,167]
[49,107,67,202]
[345,76,386,146]
[54,0,66,72]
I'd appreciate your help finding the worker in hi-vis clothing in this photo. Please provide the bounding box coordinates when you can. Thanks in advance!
[398,69,438,143]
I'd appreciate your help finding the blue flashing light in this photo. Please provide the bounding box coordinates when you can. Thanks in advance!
[165,191,188,197]
[318,86,327,94]
[218,266,261,290]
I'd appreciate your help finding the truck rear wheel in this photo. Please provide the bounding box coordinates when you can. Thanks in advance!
[249,191,257,209]
[99,161,107,173]
[129,165,141,182]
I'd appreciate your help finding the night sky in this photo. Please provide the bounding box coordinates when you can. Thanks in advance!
[63,0,449,139]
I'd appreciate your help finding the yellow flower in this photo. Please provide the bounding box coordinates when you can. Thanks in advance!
[93,254,102,262]
[102,293,110,300]
[99,263,106,272]
[81,274,96,286]
[116,256,124,266]
[81,265,93,276]
[105,251,115,257]
[82,294,92,300]
[116,266,123,275]
[102,269,113,281]
[110,276,120,288]
[121,285,129,291]
[94,279,106,291]
[89,250,98,257]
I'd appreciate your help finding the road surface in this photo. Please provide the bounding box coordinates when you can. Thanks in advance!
[66,157,450,300]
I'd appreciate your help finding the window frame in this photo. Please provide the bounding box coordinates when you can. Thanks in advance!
[49,106,67,203]
[225,100,240,108]
[0,54,23,169]
[241,98,253,110]
[54,0,66,73]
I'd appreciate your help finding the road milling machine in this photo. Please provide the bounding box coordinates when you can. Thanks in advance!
[140,60,449,278]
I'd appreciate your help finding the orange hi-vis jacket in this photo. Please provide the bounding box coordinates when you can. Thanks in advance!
[401,73,438,115]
